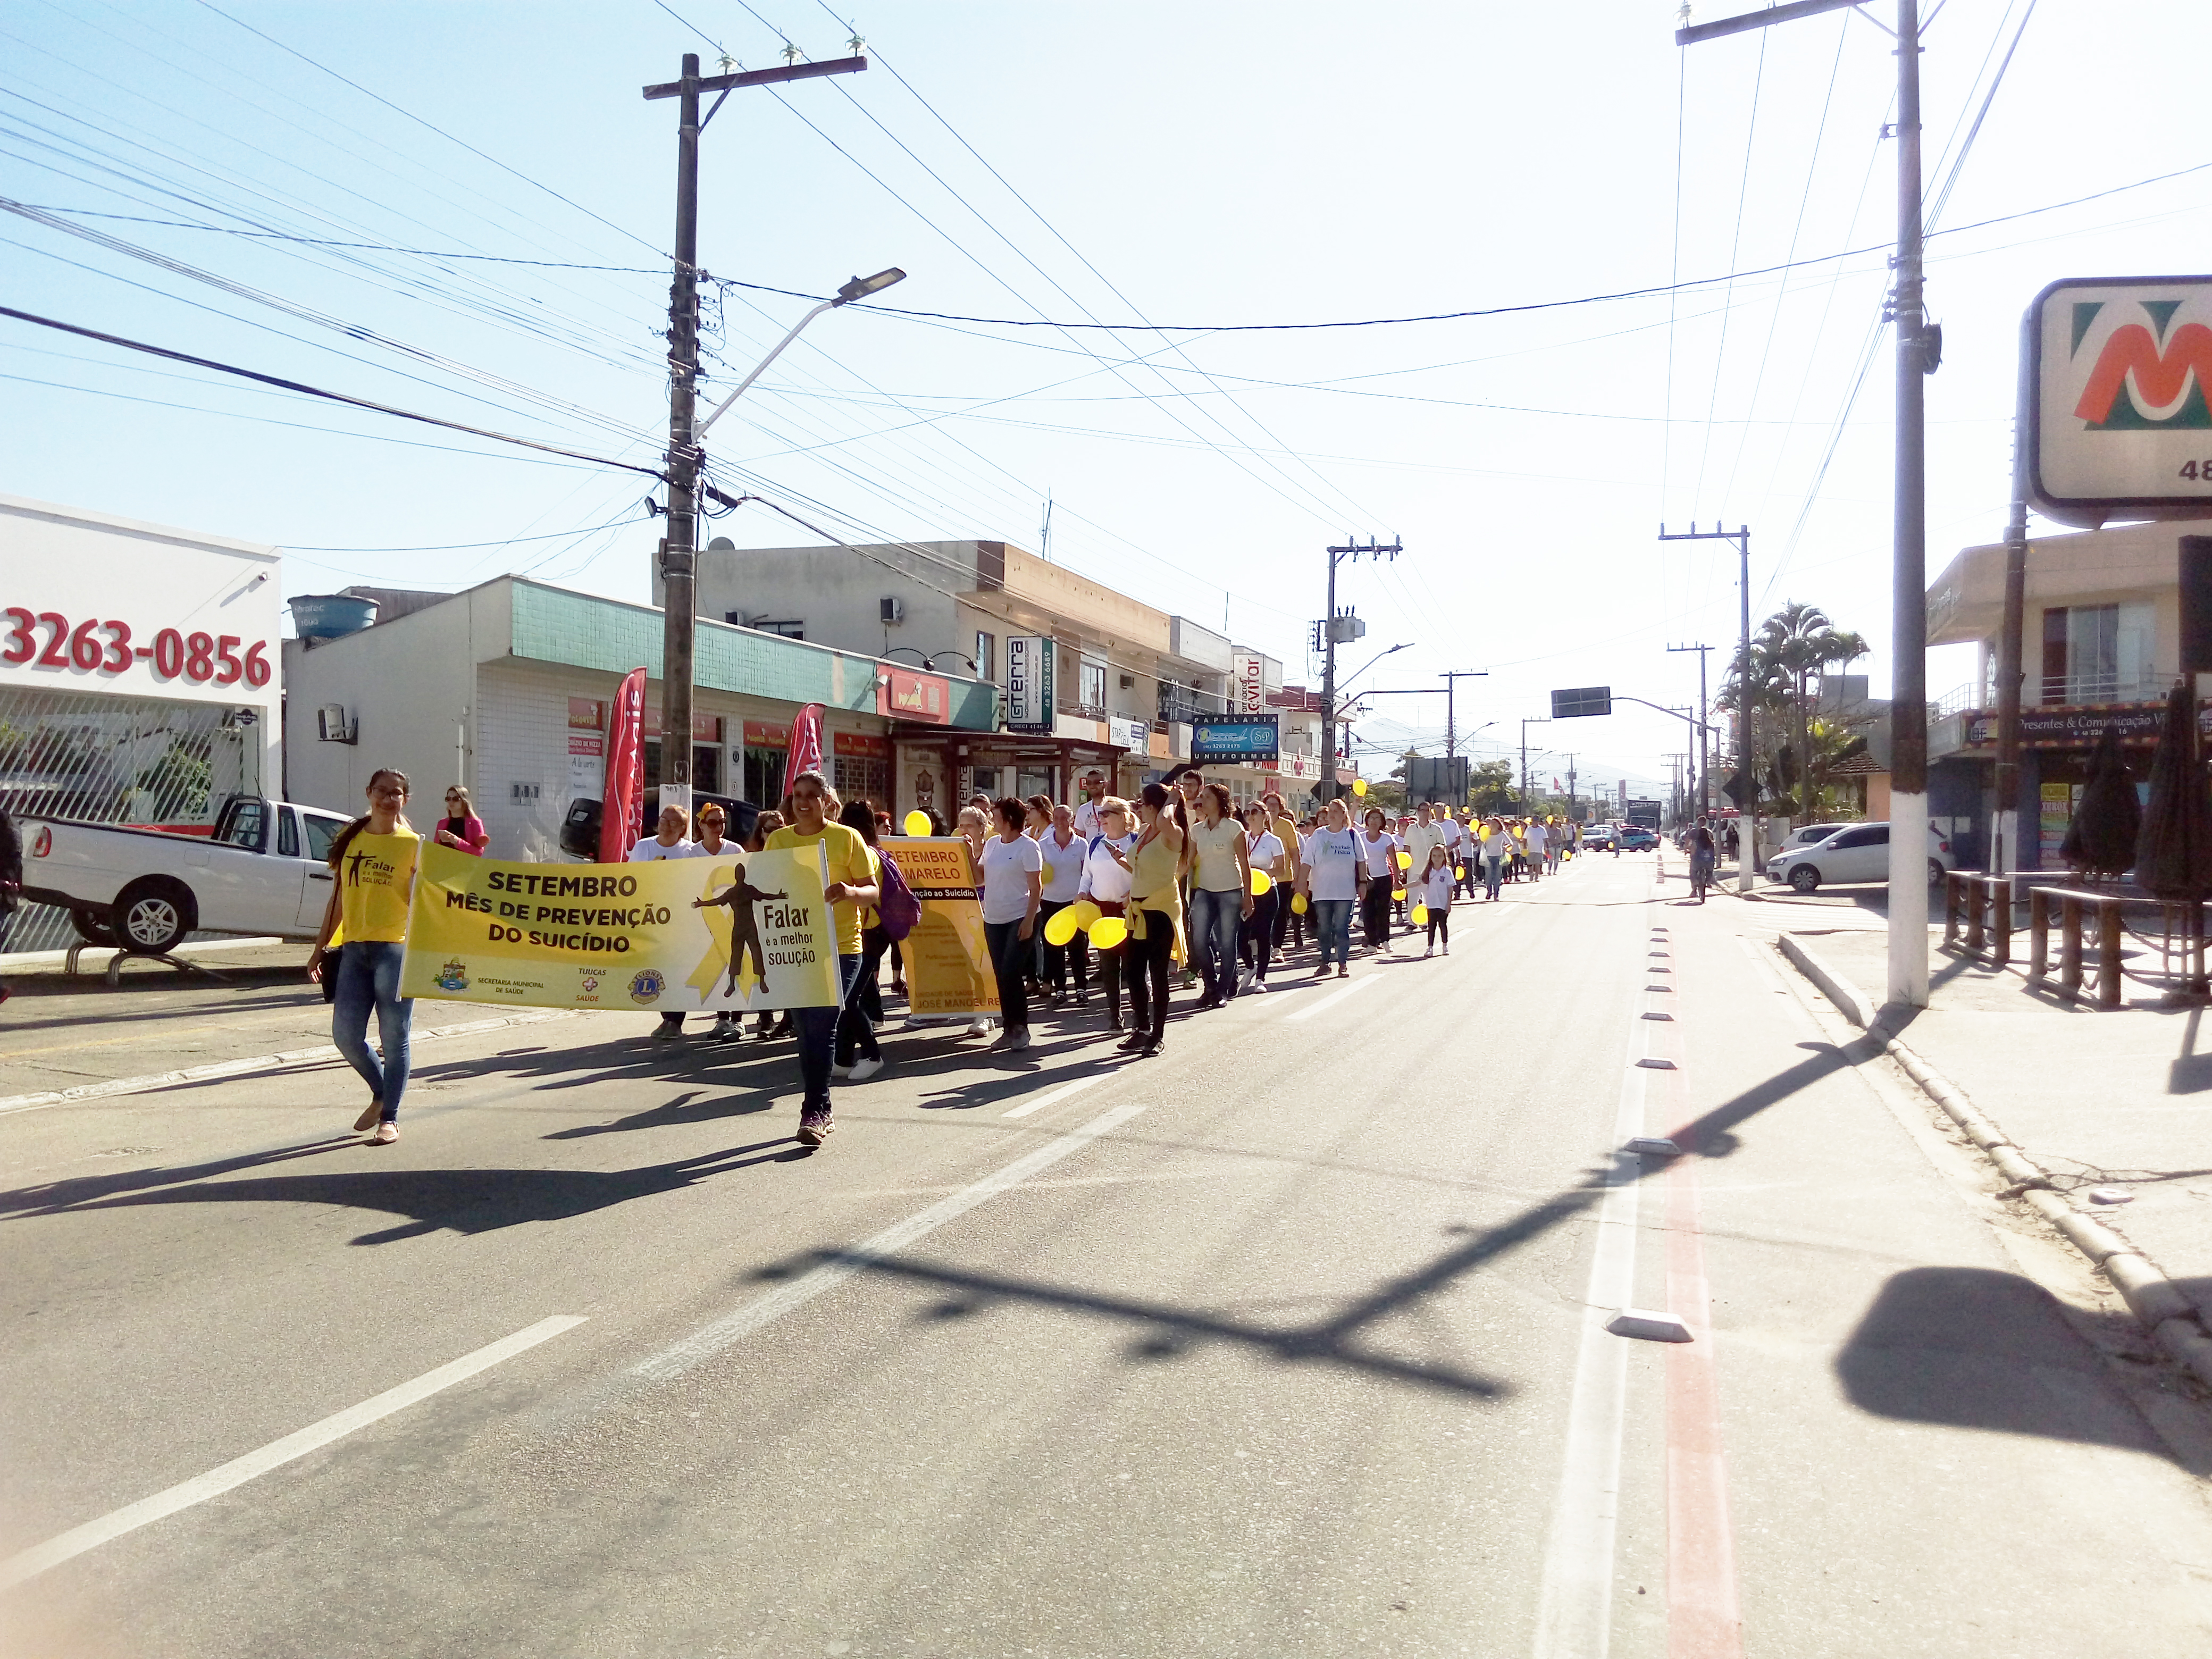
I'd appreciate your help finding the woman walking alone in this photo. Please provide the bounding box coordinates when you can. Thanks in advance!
[1117,782,1186,1056]
[306,768,419,1145]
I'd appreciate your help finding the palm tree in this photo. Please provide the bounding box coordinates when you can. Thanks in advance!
[1716,634,1791,809]
[1758,602,1868,815]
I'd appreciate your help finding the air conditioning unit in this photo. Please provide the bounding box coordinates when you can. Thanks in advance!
[317,703,357,745]
[880,597,904,625]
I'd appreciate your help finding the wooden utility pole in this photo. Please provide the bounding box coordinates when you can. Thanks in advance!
[643,50,866,822]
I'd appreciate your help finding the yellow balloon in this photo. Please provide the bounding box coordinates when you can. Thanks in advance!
[1454,865,1466,879]
[1043,907,1080,947]
[1395,849,1411,869]
[1071,899,1102,928]
[1392,887,1406,902]
[1291,892,1309,914]
[1352,778,1368,797]
[902,810,932,836]
[1250,868,1273,896]
[1089,916,1129,950]
[1411,903,1429,925]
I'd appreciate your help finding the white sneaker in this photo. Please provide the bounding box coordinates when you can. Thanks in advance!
[1443,943,1450,955]
[847,1057,884,1081]
[968,1019,993,1036]
[830,1062,853,1078]
[1423,946,1434,958]
[1249,979,1269,994]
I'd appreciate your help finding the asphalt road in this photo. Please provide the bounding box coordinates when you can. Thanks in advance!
[5,852,2210,1657]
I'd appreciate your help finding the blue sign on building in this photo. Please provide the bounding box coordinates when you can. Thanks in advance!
[1191,716,1280,764]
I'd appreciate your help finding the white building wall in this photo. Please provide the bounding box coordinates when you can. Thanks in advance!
[677,541,969,664]
[281,599,475,820]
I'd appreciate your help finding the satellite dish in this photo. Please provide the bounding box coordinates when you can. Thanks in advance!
[706,537,737,553]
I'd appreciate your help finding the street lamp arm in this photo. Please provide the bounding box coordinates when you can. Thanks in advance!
[1611,693,1721,735]
[1329,643,1412,715]
[694,299,832,440]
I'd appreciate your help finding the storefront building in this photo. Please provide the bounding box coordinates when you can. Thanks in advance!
[282,575,994,860]
[1927,516,2202,869]
[1,493,283,950]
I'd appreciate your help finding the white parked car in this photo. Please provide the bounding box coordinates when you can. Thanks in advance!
[19,795,355,953]
[1763,823,1848,875]
[1766,821,1954,894]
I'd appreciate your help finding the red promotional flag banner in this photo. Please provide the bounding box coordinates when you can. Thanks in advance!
[787,701,826,782]
[600,667,648,862]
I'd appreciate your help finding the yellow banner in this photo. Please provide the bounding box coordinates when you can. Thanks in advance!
[879,836,998,1018]
[399,842,840,1012]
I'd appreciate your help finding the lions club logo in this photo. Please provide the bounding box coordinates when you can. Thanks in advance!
[434,959,470,992]
[628,968,666,1006]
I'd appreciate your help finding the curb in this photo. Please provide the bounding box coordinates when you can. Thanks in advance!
[1776,932,2212,1392]
[0,1009,576,1118]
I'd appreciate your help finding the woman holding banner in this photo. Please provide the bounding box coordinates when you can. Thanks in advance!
[306,768,419,1145]
[765,772,877,1147]
[832,799,887,1082]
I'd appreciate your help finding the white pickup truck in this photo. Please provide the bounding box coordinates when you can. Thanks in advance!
[19,796,357,954]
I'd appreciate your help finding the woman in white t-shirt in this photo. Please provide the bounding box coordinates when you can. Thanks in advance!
[977,797,1044,1052]
[1034,801,1090,1004]
[631,803,698,1035]
[1239,802,1285,992]
[1359,807,1401,956]
[1299,798,1362,979]
[1078,797,1138,1032]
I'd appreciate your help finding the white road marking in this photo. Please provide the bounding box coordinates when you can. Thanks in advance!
[0,1314,586,1592]
[1279,976,1380,1022]
[1002,1072,1107,1118]
[633,1100,1150,1382]
[0,1010,575,1118]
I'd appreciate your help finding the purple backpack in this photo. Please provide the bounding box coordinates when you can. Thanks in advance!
[875,851,922,941]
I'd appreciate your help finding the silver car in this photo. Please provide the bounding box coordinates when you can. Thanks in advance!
[1766,821,1955,893]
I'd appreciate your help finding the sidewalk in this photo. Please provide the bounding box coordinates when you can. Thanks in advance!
[1783,923,2212,1333]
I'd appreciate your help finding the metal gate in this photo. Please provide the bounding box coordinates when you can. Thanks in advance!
[1,688,265,954]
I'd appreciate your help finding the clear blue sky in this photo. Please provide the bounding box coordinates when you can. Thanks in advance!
[6,1,2210,794]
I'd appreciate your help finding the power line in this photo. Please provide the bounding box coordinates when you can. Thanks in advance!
[0,303,667,477]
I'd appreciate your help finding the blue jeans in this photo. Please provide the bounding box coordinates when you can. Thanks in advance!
[1484,856,1506,900]
[332,940,412,1123]
[796,952,862,1111]
[1312,898,1353,968]
[1187,886,1242,1000]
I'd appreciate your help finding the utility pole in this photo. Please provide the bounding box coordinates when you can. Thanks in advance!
[643,48,867,822]
[1660,524,1753,891]
[1520,716,1552,812]
[1564,755,1578,821]
[1675,0,1934,1002]
[1317,537,1401,805]
[1439,671,1487,757]
[1668,641,1714,821]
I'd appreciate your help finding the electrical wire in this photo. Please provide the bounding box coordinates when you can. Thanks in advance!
[0,302,667,476]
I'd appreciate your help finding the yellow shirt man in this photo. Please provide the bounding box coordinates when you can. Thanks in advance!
[766,820,873,957]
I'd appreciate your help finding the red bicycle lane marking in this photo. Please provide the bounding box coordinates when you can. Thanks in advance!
[1647,925,1745,1659]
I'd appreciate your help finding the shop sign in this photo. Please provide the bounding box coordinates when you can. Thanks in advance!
[567,697,602,731]
[1268,685,1327,714]
[642,707,721,742]
[833,730,891,759]
[1108,715,1147,751]
[2,509,282,708]
[1963,700,2185,748]
[742,719,791,749]
[1191,716,1279,764]
[1006,635,1055,733]
[1233,653,1266,716]
[2029,276,2212,526]
[881,666,950,724]
[566,732,604,804]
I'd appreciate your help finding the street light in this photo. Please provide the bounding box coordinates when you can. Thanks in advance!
[1330,643,1412,715]
[881,645,978,675]
[695,267,906,440]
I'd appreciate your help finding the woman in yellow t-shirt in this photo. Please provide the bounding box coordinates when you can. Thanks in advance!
[765,769,880,1147]
[307,768,420,1145]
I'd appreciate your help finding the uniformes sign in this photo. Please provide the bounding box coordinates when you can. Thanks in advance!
[2029,276,2212,525]
[400,841,840,1012]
